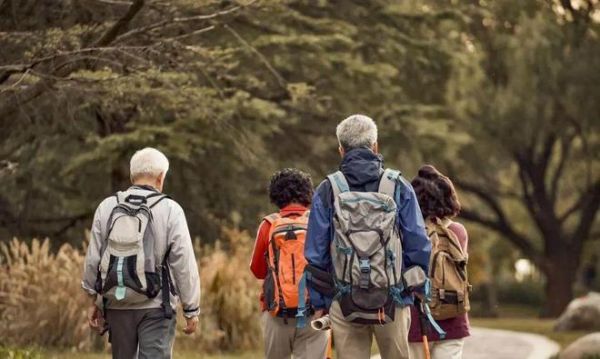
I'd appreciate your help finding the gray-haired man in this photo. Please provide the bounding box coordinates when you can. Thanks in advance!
[82,147,200,359]
[304,115,431,359]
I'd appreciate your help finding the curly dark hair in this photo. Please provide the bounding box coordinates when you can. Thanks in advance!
[411,165,461,219]
[268,168,313,209]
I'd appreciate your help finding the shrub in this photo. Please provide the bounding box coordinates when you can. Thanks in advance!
[187,227,262,352]
[0,239,93,350]
[0,230,263,353]
[497,279,545,307]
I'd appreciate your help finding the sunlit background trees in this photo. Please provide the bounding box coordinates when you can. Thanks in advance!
[0,0,598,353]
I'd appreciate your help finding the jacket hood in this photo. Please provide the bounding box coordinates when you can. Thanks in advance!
[340,148,383,188]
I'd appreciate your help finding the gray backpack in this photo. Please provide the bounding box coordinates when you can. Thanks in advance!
[328,169,405,324]
[95,190,171,312]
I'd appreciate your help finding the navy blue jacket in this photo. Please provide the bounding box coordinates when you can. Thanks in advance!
[304,148,431,310]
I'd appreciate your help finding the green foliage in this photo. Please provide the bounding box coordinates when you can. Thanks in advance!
[497,279,545,307]
[0,0,597,318]
[0,0,456,244]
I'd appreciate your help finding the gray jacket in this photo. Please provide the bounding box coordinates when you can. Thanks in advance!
[82,186,201,318]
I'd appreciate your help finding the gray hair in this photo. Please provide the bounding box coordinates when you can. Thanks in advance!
[336,114,378,151]
[130,147,169,181]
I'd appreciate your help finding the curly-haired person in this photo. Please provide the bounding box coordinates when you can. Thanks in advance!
[408,164,471,359]
[250,168,328,359]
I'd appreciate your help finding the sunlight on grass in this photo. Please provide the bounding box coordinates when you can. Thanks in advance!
[43,350,262,359]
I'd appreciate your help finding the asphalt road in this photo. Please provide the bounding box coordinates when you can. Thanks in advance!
[369,327,560,359]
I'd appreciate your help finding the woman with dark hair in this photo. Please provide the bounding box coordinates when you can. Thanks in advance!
[408,165,470,359]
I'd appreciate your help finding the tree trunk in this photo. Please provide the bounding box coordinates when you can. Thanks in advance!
[541,245,580,317]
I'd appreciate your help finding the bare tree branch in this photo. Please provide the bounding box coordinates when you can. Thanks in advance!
[571,180,600,242]
[93,0,145,47]
[0,0,146,118]
[162,25,216,42]
[224,24,288,91]
[454,178,541,265]
[550,134,574,204]
[114,0,258,44]
[459,208,543,268]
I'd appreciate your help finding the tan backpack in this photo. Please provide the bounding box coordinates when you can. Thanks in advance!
[427,217,471,320]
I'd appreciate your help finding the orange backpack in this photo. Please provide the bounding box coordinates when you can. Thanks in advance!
[262,211,309,317]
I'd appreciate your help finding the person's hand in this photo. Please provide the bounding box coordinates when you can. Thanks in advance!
[313,309,325,319]
[87,304,103,332]
[414,291,426,302]
[183,316,198,335]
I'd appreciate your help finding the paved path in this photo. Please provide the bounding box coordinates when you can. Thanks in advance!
[370,327,560,359]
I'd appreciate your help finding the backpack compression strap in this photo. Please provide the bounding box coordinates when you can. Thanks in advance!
[378,168,401,198]
[295,270,309,328]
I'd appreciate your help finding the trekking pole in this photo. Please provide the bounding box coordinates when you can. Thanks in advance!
[415,297,431,359]
[326,331,333,359]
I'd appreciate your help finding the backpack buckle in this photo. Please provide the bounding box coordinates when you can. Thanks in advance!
[285,230,297,240]
[359,258,371,289]
[359,259,370,274]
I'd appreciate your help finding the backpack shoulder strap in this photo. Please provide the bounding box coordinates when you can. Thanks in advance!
[378,168,401,198]
[327,171,349,198]
[146,193,171,209]
[263,213,281,224]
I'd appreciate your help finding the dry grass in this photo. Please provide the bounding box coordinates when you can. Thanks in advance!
[0,229,263,354]
[0,239,93,350]
[181,228,262,353]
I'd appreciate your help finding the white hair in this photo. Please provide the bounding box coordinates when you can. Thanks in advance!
[130,147,169,181]
[336,114,378,150]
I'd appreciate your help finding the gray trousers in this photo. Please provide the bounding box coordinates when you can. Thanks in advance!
[262,312,329,359]
[107,308,176,359]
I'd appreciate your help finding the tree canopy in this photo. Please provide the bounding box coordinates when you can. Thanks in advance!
[0,0,598,315]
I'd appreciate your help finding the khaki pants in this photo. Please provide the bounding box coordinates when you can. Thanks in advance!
[409,339,465,359]
[262,312,329,359]
[329,301,411,359]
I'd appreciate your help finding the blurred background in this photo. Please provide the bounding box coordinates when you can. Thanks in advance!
[0,0,598,357]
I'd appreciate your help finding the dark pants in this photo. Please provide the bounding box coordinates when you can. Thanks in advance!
[107,308,176,359]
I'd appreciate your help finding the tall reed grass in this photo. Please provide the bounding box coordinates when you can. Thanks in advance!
[0,229,263,353]
[0,238,92,350]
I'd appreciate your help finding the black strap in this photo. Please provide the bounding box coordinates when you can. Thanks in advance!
[149,195,171,209]
[161,245,174,319]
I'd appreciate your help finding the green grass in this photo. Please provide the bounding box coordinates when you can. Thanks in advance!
[42,350,262,359]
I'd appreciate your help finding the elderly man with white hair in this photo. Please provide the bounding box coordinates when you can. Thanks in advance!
[82,147,200,359]
[302,115,431,359]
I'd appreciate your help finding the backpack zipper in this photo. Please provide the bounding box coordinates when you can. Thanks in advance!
[271,226,306,239]
[291,254,296,284]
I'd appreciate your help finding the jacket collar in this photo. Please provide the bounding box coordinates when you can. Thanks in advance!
[339,148,383,187]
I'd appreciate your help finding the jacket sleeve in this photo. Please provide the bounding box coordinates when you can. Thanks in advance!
[167,202,201,318]
[82,204,104,296]
[250,220,270,279]
[396,177,431,275]
[304,182,333,310]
